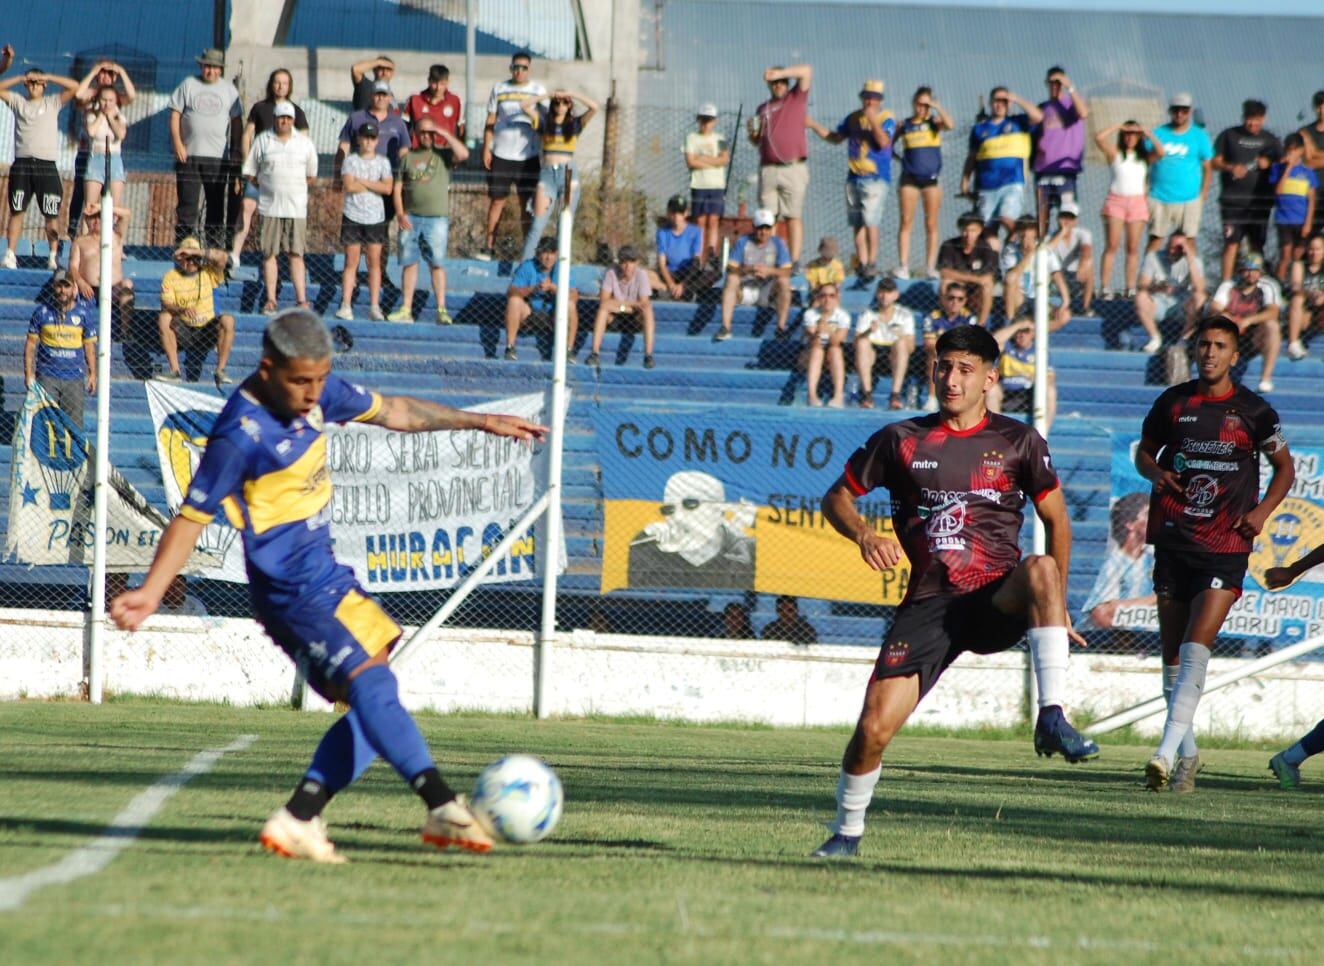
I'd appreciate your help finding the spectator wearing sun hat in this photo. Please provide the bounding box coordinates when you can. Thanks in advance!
[808,78,895,278]
[684,102,729,263]
[718,207,793,340]
[168,48,243,247]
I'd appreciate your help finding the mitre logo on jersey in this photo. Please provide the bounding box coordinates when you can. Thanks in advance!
[883,640,910,667]
[1182,473,1219,518]
[910,459,938,470]
[980,450,1004,482]
[924,496,968,550]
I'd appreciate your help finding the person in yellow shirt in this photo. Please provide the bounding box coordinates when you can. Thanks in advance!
[158,236,235,384]
[804,236,845,294]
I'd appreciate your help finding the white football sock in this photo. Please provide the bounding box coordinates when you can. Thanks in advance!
[1027,626,1069,709]
[1163,663,1198,758]
[1155,642,1210,766]
[832,765,881,837]
[1282,742,1308,767]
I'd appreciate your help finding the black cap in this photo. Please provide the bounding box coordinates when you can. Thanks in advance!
[358,121,379,138]
[666,194,688,213]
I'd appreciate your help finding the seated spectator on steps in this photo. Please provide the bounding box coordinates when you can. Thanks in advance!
[585,246,656,369]
[937,211,997,327]
[68,203,134,331]
[798,282,851,407]
[1047,201,1094,314]
[1000,215,1071,330]
[721,602,754,640]
[157,237,235,385]
[853,275,917,409]
[762,594,817,644]
[1134,231,1205,354]
[1287,234,1324,361]
[804,235,845,294]
[1207,252,1281,392]
[987,316,1056,434]
[503,236,578,361]
[717,208,792,340]
[648,195,707,300]
[921,283,979,410]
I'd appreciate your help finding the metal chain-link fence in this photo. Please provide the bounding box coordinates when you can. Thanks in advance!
[2,48,1322,722]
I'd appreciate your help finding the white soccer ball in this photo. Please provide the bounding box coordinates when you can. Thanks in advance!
[471,754,564,844]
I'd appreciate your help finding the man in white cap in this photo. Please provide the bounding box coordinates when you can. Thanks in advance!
[717,208,793,340]
[242,100,319,314]
[684,102,729,263]
[168,48,243,247]
[1146,92,1214,254]
[1047,200,1095,313]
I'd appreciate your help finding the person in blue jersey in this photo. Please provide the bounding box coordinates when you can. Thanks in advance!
[1269,133,1317,281]
[961,86,1043,246]
[24,269,96,428]
[808,79,896,279]
[986,316,1057,433]
[895,86,954,279]
[110,309,547,863]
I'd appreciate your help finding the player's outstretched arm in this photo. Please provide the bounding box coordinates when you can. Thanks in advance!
[109,515,206,631]
[1266,543,1324,590]
[370,394,548,441]
[822,475,903,571]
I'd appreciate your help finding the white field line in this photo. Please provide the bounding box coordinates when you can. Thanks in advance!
[0,734,258,913]
[74,902,1296,959]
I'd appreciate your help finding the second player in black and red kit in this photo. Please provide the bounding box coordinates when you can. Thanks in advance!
[812,325,1097,859]
[1136,315,1293,792]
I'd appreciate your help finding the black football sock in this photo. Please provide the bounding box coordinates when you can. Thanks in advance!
[411,768,457,811]
[286,778,329,821]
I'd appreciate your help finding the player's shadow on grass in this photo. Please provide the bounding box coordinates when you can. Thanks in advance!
[0,817,255,846]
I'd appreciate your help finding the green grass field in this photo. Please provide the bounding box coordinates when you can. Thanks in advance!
[2,702,1322,963]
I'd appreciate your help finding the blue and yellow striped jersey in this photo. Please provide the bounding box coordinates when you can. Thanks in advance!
[998,341,1036,391]
[970,115,1031,190]
[897,116,943,180]
[181,373,382,611]
[28,299,96,380]
[835,109,895,181]
[1271,161,1318,226]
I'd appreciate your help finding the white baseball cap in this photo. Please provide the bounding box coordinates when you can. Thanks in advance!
[697,102,718,118]
[753,209,776,228]
[1059,201,1079,217]
[273,101,296,119]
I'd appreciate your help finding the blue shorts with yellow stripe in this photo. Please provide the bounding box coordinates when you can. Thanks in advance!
[258,583,401,700]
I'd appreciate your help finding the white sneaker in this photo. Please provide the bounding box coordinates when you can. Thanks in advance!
[891,266,911,280]
[258,807,346,864]
[334,305,354,321]
[369,306,385,321]
[1169,753,1202,794]
[46,248,59,270]
[1145,754,1170,792]
[421,795,495,854]
[228,252,240,269]
[1257,379,1275,393]
[1,250,14,269]
[1288,340,1308,361]
[1142,335,1162,354]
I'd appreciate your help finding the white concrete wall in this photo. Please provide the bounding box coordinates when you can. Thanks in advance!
[4,608,1322,740]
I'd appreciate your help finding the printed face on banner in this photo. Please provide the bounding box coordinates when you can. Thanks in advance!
[628,470,758,590]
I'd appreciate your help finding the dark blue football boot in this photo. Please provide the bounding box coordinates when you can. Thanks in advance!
[1034,706,1100,763]
[811,832,861,858]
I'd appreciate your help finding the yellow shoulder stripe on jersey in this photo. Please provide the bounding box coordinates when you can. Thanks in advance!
[976,131,1031,161]
[350,391,383,423]
[179,504,213,525]
[901,126,942,149]
[242,435,332,534]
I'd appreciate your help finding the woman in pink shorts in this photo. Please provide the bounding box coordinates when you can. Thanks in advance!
[1095,120,1161,298]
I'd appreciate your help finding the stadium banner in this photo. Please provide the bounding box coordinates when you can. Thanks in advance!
[146,381,563,590]
[1097,434,1324,646]
[5,382,215,570]
[592,406,904,604]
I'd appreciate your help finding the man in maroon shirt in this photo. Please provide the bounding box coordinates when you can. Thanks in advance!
[404,64,463,149]
[1136,315,1293,793]
[811,324,1097,858]
[748,63,812,266]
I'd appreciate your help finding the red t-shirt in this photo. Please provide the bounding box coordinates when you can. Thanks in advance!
[756,84,808,166]
[405,90,463,147]
[844,412,1060,603]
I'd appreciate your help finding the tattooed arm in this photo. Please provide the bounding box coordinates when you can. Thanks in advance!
[369,394,548,441]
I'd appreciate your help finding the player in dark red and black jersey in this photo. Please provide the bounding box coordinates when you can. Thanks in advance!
[1136,315,1293,792]
[811,324,1097,859]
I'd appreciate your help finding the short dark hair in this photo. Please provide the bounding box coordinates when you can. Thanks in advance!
[428,64,449,82]
[1285,132,1306,151]
[935,324,999,364]
[989,85,1009,102]
[1045,65,1065,79]
[536,236,558,255]
[1314,91,1324,110]
[1110,492,1149,543]
[1196,315,1240,343]
[511,51,532,64]
[1242,99,1267,119]
[1015,214,1039,233]
[957,210,983,228]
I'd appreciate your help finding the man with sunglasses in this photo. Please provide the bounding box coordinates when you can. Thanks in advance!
[0,63,80,270]
[1146,93,1214,255]
[25,269,96,428]
[479,52,546,260]
[961,86,1042,245]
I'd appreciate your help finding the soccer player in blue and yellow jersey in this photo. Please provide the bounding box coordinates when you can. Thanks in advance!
[961,87,1042,245]
[111,309,547,862]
